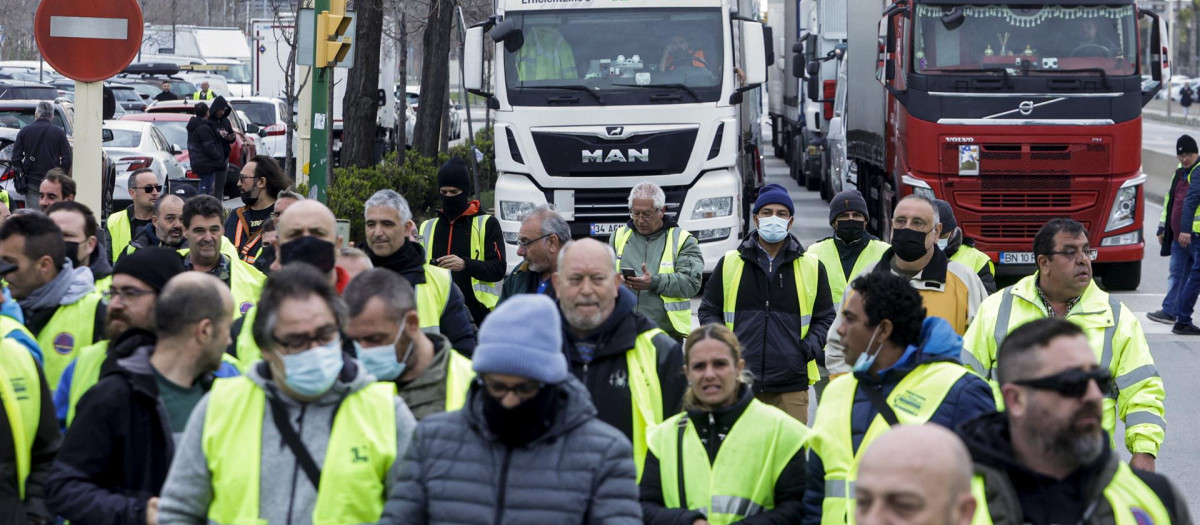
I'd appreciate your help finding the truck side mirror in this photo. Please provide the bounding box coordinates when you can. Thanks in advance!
[806,60,821,76]
[491,19,524,53]
[877,5,908,105]
[792,41,806,78]
[1138,8,1170,104]
[465,26,490,97]
[740,21,768,87]
[763,26,776,67]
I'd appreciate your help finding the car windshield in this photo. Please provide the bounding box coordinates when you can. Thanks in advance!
[231,101,274,126]
[0,109,67,130]
[502,8,724,105]
[152,121,188,148]
[216,63,251,84]
[913,5,1138,76]
[105,129,143,148]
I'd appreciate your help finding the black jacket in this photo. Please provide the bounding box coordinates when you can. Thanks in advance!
[366,242,478,357]
[640,386,807,525]
[125,224,185,257]
[185,103,227,176]
[1160,162,1200,257]
[0,344,60,525]
[698,232,835,391]
[425,203,506,325]
[45,330,221,525]
[561,287,686,441]
[498,261,557,304]
[11,117,71,188]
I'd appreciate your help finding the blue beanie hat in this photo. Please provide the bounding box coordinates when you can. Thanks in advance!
[473,294,568,384]
[752,184,794,215]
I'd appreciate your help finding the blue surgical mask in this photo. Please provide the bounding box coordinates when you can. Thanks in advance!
[757,216,790,243]
[355,332,414,381]
[281,338,344,398]
[852,325,884,374]
[937,238,949,251]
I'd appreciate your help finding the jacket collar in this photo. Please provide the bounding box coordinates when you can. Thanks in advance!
[874,245,949,286]
[736,231,805,262]
[1010,273,1113,324]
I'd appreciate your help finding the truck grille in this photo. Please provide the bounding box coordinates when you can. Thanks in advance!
[941,143,1109,175]
[560,186,688,239]
[955,191,1097,212]
[532,130,697,177]
[964,221,1092,244]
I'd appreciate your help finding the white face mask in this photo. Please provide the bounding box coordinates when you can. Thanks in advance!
[937,238,949,250]
[757,216,790,243]
[281,338,344,398]
[852,325,884,374]
[354,331,413,381]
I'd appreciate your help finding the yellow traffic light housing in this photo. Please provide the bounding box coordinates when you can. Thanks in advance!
[315,9,353,68]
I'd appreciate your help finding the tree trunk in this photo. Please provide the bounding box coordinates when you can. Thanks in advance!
[414,0,453,157]
[342,0,384,168]
[395,10,408,165]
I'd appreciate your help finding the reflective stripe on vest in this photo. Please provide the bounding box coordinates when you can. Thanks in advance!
[809,362,971,525]
[108,210,133,264]
[66,340,108,427]
[969,461,1172,525]
[419,216,501,310]
[35,291,103,391]
[202,377,397,525]
[444,350,475,412]
[808,239,891,305]
[0,319,41,499]
[648,399,810,525]
[721,250,821,383]
[612,226,694,336]
[950,246,994,276]
[627,328,667,483]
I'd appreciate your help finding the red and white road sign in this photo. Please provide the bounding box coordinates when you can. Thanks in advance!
[34,0,144,83]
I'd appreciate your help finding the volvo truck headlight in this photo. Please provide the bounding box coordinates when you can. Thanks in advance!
[692,197,733,219]
[500,201,536,221]
[694,227,732,242]
[1100,231,1141,246]
[1105,186,1137,232]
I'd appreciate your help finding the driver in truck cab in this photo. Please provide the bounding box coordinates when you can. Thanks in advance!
[659,35,705,71]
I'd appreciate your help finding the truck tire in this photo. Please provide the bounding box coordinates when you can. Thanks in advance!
[804,155,821,191]
[1098,261,1141,291]
[789,136,804,181]
[819,148,834,201]
[772,118,784,159]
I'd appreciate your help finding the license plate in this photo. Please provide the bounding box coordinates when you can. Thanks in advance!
[999,252,1035,264]
[589,222,624,236]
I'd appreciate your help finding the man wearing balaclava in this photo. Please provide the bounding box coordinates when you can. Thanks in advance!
[416,157,506,325]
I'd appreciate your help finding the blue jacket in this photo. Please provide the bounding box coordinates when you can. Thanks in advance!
[801,318,996,525]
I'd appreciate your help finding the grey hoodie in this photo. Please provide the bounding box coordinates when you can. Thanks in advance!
[156,358,417,525]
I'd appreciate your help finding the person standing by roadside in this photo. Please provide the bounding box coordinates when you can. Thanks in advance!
[1168,132,1200,335]
[185,102,224,198]
[191,82,214,101]
[1181,83,1194,117]
[154,81,178,102]
[1149,135,1200,327]
[11,101,71,208]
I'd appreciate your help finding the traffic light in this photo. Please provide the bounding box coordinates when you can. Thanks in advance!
[315,0,352,68]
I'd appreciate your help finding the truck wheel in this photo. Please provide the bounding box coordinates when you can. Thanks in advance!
[1098,261,1141,291]
[789,136,803,181]
[771,119,784,158]
[804,154,822,191]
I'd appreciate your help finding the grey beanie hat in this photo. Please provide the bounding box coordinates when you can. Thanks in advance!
[473,294,568,384]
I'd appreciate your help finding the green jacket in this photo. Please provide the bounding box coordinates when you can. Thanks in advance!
[609,221,704,339]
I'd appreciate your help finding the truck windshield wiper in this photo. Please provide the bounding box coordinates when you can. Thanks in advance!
[517,84,603,104]
[612,82,700,101]
[1023,68,1109,89]
[922,67,1011,88]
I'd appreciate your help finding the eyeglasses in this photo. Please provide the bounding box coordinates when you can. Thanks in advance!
[239,175,258,182]
[271,324,339,353]
[629,209,661,219]
[1047,247,1098,262]
[517,233,551,248]
[1013,368,1112,398]
[135,185,163,194]
[102,287,155,302]
[480,377,543,398]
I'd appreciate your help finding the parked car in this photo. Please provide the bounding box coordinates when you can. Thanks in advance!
[229,96,292,161]
[109,84,147,113]
[102,120,186,210]
[0,80,58,101]
[0,114,117,216]
[117,63,199,100]
[142,99,259,197]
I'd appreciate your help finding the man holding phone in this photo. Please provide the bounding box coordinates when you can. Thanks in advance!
[609,182,703,340]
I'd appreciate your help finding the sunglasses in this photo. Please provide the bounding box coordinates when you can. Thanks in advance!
[136,185,164,193]
[1013,368,1112,398]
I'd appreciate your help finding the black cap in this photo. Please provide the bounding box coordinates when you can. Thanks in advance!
[828,190,869,225]
[112,247,186,293]
[437,157,472,193]
[1179,135,1198,155]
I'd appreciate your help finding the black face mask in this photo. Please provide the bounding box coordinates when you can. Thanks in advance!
[63,241,82,268]
[240,186,259,207]
[891,228,931,262]
[279,236,336,273]
[835,219,866,244]
[481,383,559,447]
[441,192,470,218]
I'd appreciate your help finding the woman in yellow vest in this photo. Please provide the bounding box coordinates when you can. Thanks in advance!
[641,324,809,525]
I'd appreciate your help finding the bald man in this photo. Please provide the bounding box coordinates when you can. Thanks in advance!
[274,199,346,290]
[856,425,976,525]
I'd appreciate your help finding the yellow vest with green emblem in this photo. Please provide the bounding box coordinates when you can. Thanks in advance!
[35,291,103,391]
[612,226,695,336]
[950,245,995,276]
[418,216,500,310]
[178,250,265,319]
[107,209,133,264]
[721,250,822,384]
[202,377,397,525]
[444,350,474,411]
[807,238,891,305]
[648,399,809,525]
[0,326,42,500]
[1160,162,1200,234]
[809,362,975,525]
[968,461,1172,525]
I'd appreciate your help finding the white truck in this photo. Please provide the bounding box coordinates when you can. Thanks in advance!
[461,0,769,272]
[140,26,253,96]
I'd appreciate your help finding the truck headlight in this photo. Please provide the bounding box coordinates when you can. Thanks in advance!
[1105,186,1137,232]
[1100,231,1141,246]
[901,174,935,200]
[691,197,733,219]
[500,201,536,221]
[694,227,731,242]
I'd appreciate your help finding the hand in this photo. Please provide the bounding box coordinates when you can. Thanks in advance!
[437,255,466,272]
[1130,453,1156,472]
[1158,232,1164,245]
[1179,232,1192,248]
[146,497,160,525]
[625,263,654,291]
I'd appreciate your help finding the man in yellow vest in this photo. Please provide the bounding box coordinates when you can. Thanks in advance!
[157,264,417,524]
[0,307,59,523]
[0,213,105,391]
[345,268,474,420]
[855,424,977,525]
[122,193,188,257]
[1148,135,1200,325]
[962,218,1165,472]
[934,199,996,294]
[191,81,215,101]
[46,272,234,525]
[180,195,265,318]
[803,271,995,525]
[418,157,505,326]
[698,184,835,423]
[555,238,685,477]
[957,318,1191,525]
[108,168,160,263]
[364,189,477,356]
[609,182,703,340]
[48,202,112,289]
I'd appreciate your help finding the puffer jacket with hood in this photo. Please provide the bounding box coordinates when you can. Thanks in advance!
[801,318,996,525]
[380,376,642,525]
[185,99,227,176]
[156,359,417,525]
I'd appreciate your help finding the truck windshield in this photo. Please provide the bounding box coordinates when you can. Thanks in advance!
[217,63,251,84]
[503,9,723,106]
[913,5,1137,76]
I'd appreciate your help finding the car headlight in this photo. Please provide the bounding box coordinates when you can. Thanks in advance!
[691,197,733,219]
[1105,186,1137,232]
[500,200,536,221]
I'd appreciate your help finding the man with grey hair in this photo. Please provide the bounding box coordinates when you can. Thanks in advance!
[500,204,570,304]
[824,193,986,378]
[608,181,702,340]
[12,100,71,207]
[362,189,477,356]
[554,238,685,474]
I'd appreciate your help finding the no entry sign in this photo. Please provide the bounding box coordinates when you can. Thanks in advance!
[34,0,144,82]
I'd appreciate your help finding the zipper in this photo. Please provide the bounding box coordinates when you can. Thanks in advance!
[493,447,514,525]
[707,412,717,461]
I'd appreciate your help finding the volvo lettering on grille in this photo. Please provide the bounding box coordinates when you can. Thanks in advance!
[582,149,650,163]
